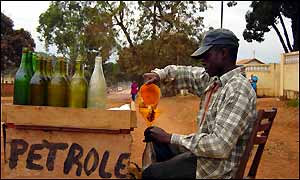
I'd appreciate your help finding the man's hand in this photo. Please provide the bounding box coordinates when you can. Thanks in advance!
[144,126,172,144]
[143,72,160,84]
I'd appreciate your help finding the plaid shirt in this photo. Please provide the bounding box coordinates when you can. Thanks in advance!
[152,65,257,179]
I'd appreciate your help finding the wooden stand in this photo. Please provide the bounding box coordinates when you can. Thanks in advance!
[1,103,137,179]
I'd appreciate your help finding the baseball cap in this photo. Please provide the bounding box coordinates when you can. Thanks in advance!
[191,28,239,58]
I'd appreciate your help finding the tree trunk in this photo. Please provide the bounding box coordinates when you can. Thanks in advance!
[291,16,299,51]
[152,2,158,40]
[113,9,138,65]
[114,16,135,49]
[278,13,293,52]
[272,24,289,53]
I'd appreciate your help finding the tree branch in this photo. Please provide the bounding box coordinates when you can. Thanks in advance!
[272,24,289,53]
[107,1,135,50]
[278,13,293,51]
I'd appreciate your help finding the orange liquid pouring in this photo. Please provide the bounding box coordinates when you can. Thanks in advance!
[138,84,161,127]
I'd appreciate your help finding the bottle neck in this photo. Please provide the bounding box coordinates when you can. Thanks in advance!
[74,61,84,76]
[46,60,53,77]
[20,52,27,69]
[54,60,63,76]
[42,59,47,76]
[62,61,67,76]
[27,51,33,66]
[35,57,42,74]
[26,51,33,75]
[95,58,103,72]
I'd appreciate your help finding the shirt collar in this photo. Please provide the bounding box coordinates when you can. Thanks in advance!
[219,66,243,86]
[204,66,242,93]
[204,76,221,92]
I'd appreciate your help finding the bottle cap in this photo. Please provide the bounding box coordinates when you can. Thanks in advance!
[22,47,29,53]
[46,56,52,62]
[36,54,42,60]
[76,54,83,62]
[57,56,64,62]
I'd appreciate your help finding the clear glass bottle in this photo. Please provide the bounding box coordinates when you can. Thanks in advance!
[47,56,68,107]
[13,47,31,105]
[68,55,88,108]
[87,55,107,109]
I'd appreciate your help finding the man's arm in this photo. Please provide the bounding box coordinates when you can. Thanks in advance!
[171,89,256,158]
[149,65,210,96]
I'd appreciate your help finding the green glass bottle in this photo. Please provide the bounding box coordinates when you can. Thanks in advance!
[46,56,53,80]
[37,54,49,105]
[32,52,36,72]
[47,57,68,107]
[62,57,70,105]
[29,53,47,106]
[32,52,37,73]
[61,57,70,84]
[27,50,34,77]
[41,56,50,82]
[13,47,31,105]
[68,55,88,108]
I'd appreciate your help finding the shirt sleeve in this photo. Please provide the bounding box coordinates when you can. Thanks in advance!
[171,89,255,158]
[151,65,210,96]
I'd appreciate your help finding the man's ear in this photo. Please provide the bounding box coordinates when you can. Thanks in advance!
[221,48,230,58]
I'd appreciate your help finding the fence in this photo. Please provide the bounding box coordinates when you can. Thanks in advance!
[244,64,281,97]
[244,51,299,99]
[280,51,299,99]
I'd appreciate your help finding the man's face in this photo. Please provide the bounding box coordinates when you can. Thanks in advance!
[200,48,225,77]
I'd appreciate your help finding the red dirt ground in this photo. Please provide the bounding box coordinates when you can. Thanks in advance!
[130,95,299,179]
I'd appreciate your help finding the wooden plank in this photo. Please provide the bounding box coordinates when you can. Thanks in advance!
[254,135,267,145]
[257,122,271,132]
[2,104,135,130]
[13,125,131,134]
[2,127,132,179]
[130,101,137,129]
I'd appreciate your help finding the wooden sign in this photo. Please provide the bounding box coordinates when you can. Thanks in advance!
[2,127,132,179]
[1,104,137,179]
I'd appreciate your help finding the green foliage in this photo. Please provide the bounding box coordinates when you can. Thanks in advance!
[37,1,117,77]
[1,12,14,35]
[37,1,208,89]
[118,32,201,85]
[242,1,299,52]
[103,62,129,87]
[135,1,207,42]
[116,1,207,85]
[1,13,35,75]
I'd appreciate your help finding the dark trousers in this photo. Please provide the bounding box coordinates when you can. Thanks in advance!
[131,94,137,101]
[142,142,197,179]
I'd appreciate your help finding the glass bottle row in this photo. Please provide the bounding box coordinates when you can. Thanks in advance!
[13,47,107,109]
